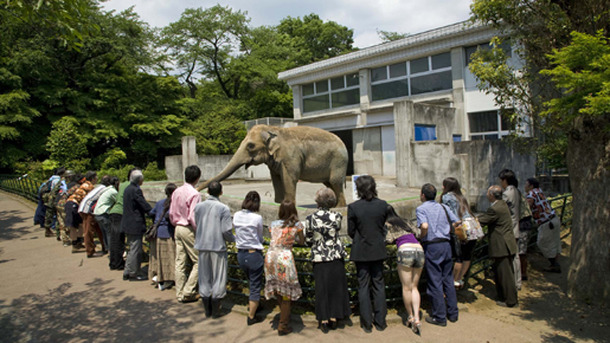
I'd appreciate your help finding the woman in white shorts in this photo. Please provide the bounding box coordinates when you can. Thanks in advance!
[387,209,424,335]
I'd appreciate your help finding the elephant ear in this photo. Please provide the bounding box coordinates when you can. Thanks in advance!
[261,129,280,158]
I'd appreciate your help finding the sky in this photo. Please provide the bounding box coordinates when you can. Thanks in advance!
[101,0,474,48]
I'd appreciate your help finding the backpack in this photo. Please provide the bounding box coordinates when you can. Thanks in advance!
[40,181,53,204]
[45,179,63,207]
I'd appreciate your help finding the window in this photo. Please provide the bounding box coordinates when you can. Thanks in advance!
[465,41,512,66]
[468,110,514,140]
[302,73,360,113]
[371,51,452,102]
[453,135,462,142]
[414,124,437,141]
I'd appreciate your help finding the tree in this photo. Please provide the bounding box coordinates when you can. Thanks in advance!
[377,30,408,42]
[277,14,355,65]
[469,0,610,303]
[46,116,89,169]
[159,5,250,98]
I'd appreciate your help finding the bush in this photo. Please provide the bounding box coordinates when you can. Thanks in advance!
[98,164,136,182]
[142,162,167,181]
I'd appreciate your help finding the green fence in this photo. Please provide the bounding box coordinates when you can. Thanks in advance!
[0,174,572,311]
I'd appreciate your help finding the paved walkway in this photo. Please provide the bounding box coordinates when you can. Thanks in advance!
[0,191,607,343]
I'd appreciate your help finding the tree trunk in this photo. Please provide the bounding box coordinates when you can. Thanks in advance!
[566,115,610,304]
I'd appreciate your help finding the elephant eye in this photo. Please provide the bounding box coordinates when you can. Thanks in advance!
[247,143,255,150]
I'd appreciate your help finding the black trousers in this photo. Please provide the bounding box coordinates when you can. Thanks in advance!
[108,213,125,270]
[355,260,387,328]
[493,255,518,306]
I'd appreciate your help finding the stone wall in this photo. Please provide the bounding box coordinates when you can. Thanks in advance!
[164,154,271,182]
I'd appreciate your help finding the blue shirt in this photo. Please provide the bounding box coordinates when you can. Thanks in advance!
[151,199,173,239]
[416,200,458,242]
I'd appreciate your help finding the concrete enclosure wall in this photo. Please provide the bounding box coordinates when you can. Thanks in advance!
[394,100,536,211]
[165,154,271,182]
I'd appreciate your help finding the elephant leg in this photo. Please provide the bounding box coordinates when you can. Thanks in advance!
[281,171,297,205]
[271,171,285,204]
[327,175,346,207]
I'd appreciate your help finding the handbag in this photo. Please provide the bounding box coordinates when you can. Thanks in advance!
[145,207,168,242]
[441,204,462,258]
[461,216,485,241]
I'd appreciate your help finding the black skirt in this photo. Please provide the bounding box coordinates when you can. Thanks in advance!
[313,259,351,321]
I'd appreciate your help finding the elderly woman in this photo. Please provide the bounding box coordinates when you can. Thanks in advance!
[348,175,392,332]
[149,183,178,290]
[304,187,350,333]
[234,191,265,325]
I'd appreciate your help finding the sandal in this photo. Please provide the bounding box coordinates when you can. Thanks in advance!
[412,319,421,335]
[406,315,414,328]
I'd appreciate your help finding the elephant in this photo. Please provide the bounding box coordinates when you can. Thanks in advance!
[197,124,349,207]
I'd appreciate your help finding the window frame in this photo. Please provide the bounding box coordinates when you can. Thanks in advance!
[302,73,360,113]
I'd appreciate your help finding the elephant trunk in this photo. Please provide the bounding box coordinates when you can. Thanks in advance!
[196,155,247,191]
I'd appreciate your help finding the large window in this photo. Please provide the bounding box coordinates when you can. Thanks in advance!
[303,73,359,113]
[465,40,512,66]
[371,52,452,101]
[468,110,513,140]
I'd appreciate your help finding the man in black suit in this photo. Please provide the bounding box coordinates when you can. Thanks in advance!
[478,185,519,307]
[348,175,392,333]
[121,169,153,281]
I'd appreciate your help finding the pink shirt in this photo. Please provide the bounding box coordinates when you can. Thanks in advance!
[169,183,201,230]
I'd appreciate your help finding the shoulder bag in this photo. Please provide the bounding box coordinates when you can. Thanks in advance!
[441,204,462,258]
[145,207,168,242]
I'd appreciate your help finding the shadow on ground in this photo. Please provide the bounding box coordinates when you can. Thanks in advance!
[0,209,38,241]
[0,278,202,343]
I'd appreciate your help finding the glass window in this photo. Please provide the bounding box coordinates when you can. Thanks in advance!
[331,76,344,90]
[371,66,387,82]
[302,83,314,96]
[453,135,462,142]
[315,80,328,93]
[331,89,359,108]
[389,62,407,78]
[371,79,408,101]
[468,111,498,132]
[303,94,330,113]
[471,134,500,141]
[410,57,429,74]
[432,52,451,69]
[410,71,452,95]
[346,73,359,87]
[414,124,437,141]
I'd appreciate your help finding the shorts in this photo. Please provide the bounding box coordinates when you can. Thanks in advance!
[518,230,530,255]
[397,244,425,268]
[456,240,477,262]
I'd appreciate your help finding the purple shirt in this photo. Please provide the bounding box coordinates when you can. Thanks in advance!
[396,233,419,248]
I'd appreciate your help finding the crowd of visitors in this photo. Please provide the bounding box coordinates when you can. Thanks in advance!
[33,165,563,336]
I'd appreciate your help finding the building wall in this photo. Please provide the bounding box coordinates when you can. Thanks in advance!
[352,127,382,175]
[165,154,270,182]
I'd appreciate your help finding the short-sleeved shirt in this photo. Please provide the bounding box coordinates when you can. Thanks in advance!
[234,210,264,250]
[416,200,458,242]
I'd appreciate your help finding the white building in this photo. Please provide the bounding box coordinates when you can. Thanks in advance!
[278,21,524,178]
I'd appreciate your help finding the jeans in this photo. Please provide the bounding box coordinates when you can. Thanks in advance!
[94,214,111,253]
[237,250,264,301]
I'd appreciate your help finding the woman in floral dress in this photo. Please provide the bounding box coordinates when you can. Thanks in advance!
[264,199,304,336]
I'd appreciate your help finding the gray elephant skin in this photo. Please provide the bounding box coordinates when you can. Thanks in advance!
[197,124,349,207]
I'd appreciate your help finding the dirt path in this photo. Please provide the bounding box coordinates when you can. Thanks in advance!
[0,191,607,343]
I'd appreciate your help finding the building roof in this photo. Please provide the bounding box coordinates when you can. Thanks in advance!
[278,20,494,83]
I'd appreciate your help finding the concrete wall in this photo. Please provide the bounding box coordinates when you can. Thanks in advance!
[352,127,383,175]
[165,154,271,183]
[454,140,536,211]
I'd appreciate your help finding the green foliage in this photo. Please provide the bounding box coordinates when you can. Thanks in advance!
[541,31,610,130]
[142,162,167,181]
[98,164,136,182]
[277,14,355,65]
[100,148,127,169]
[377,30,408,42]
[45,117,88,167]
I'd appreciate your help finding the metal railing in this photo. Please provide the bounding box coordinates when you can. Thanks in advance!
[0,174,572,309]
